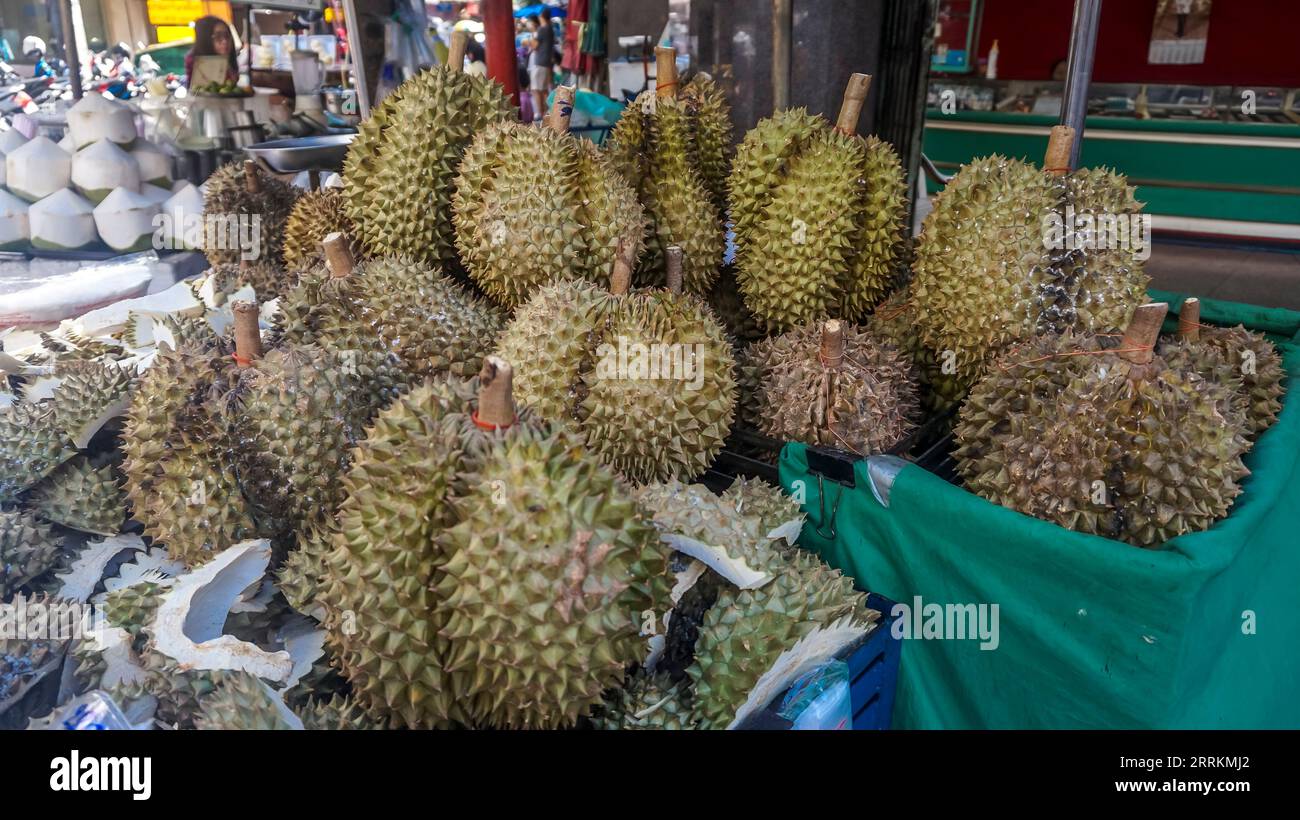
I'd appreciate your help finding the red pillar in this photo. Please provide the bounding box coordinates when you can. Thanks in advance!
[482,0,520,111]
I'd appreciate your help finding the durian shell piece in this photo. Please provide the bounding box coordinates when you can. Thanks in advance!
[28,455,126,536]
[0,509,62,599]
[296,694,387,730]
[592,669,698,730]
[0,402,77,502]
[195,671,303,730]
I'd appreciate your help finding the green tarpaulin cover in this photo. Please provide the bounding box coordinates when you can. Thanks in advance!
[780,292,1300,728]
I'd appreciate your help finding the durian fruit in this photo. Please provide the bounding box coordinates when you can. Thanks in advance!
[0,509,62,599]
[730,75,907,332]
[274,234,503,386]
[722,476,805,539]
[687,549,874,729]
[592,669,698,730]
[195,671,301,730]
[954,303,1252,547]
[49,359,137,447]
[453,85,646,309]
[281,187,355,270]
[319,359,672,729]
[296,694,387,730]
[678,72,733,214]
[707,266,765,347]
[120,324,257,566]
[102,580,168,649]
[342,33,514,265]
[1159,298,1286,441]
[200,259,298,304]
[866,284,971,416]
[606,49,726,294]
[27,455,126,536]
[202,160,298,266]
[911,126,1150,396]
[495,246,737,483]
[756,320,920,455]
[0,402,77,502]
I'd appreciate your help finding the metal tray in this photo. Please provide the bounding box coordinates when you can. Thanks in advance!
[243,133,356,174]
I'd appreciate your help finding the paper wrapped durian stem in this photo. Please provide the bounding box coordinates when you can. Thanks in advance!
[610,235,635,296]
[655,46,678,99]
[835,73,872,135]
[549,85,576,132]
[243,160,261,194]
[820,320,845,369]
[1118,302,1168,365]
[1177,297,1201,341]
[321,232,355,279]
[665,245,684,295]
[231,300,262,367]
[448,30,468,73]
[1044,126,1076,176]
[476,356,516,429]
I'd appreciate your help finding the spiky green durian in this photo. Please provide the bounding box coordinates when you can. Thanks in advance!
[342,64,514,265]
[120,337,257,567]
[687,550,872,730]
[497,279,738,483]
[721,476,803,538]
[195,671,298,730]
[1160,324,1286,441]
[102,581,166,650]
[954,314,1251,547]
[453,120,646,309]
[866,284,970,416]
[297,694,387,730]
[274,252,503,386]
[49,359,136,445]
[680,74,734,213]
[912,157,1149,395]
[0,403,76,502]
[203,161,298,266]
[635,479,788,577]
[756,320,920,455]
[436,424,671,729]
[707,266,765,347]
[607,77,727,294]
[110,651,227,729]
[729,104,906,332]
[340,88,403,253]
[0,510,61,599]
[593,669,698,730]
[282,187,356,271]
[275,521,331,615]
[28,456,125,536]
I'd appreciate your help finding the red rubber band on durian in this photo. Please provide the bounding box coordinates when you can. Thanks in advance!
[472,411,517,431]
[232,353,253,366]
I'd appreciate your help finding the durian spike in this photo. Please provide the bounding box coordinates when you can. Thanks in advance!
[322,232,355,279]
[665,245,684,295]
[231,300,263,366]
[549,85,577,132]
[447,30,468,72]
[476,356,516,429]
[655,46,678,99]
[834,73,872,135]
[820,320,845,369]
[1044,125,1075,176]
[243,160,261,194]
[1118,302,1169,365]
[1177,297,1201,341]
[610,236,634,296]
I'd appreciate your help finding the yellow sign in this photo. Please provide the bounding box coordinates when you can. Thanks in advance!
[156,26,196,44]
[148,1,231,26]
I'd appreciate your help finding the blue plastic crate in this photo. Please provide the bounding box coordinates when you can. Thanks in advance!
[737,592,901,730]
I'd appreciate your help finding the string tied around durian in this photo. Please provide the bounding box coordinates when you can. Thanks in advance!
[997,302,1169,370]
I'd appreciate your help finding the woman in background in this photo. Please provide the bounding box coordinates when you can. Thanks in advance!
[185,15,239,86]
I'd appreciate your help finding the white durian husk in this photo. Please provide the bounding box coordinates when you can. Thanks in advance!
[29,188,97,250]
[67,93,137,149]
[0,188,30,248]
[6,136,73,202]
[72,140,142,203]
[92,187,161,252]
[55,534,147,603]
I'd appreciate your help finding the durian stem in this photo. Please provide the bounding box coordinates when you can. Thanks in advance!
[665,245,684,295]
[548,85,577,132]
[476,356,516,429]
[231,300,262,366]
[448,30,468,73]
[243,160,261,194]
[322,232,355,279]
[1178,297,1201,341]
[1044,126,1075,176]
[1118,302,1169,365]
[835,73,872,135]
[655,46,678,99]
[820,320,845,369]
[610,235,634,296]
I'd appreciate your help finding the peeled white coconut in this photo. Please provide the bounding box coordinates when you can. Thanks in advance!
[93,187,161,252]
[6,136,72,202]
[139,183,171,205]
[130,140,171,187]
[72,139,142,204]
[67,93,137,149]
[0,189,29,249]
[0,129,28,154]
[159,182,205,250]
[29,188,97,250]
[58,132,76,153]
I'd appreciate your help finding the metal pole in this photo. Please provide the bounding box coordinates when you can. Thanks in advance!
[772,0,792,111]
[342,0,370,118]
[1059,0,1102,169]
[60,0,83,99]
[483,0,520,110]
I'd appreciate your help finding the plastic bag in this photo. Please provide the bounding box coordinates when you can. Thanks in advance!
[777,660,852,730]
